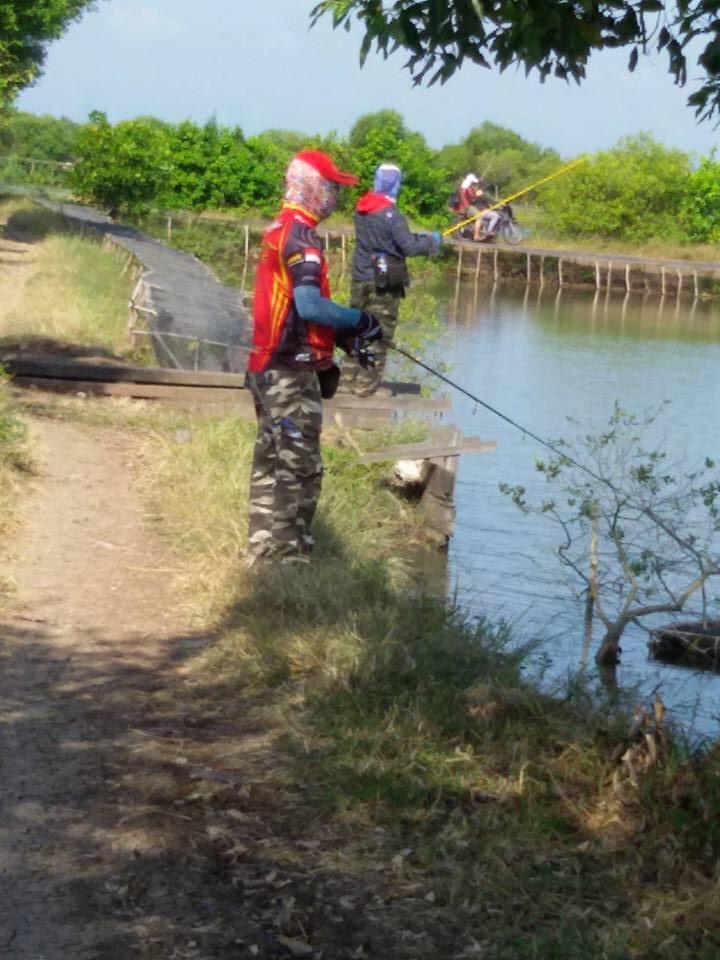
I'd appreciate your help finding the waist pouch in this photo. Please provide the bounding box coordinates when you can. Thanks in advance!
[372,252,409,292]
[317,363,340,399]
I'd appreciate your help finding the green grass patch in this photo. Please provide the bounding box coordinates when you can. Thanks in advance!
[0,373,34,602]
[0,372,32,525]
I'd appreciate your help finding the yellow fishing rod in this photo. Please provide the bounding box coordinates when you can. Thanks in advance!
[443,156,587,238]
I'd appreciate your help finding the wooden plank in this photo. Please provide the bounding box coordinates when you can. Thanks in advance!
[3,357,429,399]
[4,357,246,388]
[11,377,397,428]
[11,376,256,405]
[9,374,447,415]
[359,437,496,463]
[343,380,422,397]
[12,374,445,415]
[333,394,451,412]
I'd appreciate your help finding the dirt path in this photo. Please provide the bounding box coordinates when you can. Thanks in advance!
[0,416,190,957]
[0,414,452,960]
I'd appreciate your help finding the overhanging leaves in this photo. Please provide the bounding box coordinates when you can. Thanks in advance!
[311,0,720,122]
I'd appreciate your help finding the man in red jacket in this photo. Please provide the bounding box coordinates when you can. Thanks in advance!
[246,149,382,565]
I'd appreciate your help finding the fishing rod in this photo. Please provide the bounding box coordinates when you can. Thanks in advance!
[388,341,605,486]
[443,156,587,239]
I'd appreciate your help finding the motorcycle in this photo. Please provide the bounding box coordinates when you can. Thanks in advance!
[452,202,524,245]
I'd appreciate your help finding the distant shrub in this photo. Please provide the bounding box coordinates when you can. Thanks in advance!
[537,135,692,243]
[683,155,720,244]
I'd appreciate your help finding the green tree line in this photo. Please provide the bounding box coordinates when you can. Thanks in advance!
[2,107,720,244]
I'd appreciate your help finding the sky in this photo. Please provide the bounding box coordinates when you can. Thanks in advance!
[16,0,720,159]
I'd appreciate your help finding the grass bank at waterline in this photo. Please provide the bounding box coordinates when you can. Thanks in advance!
[0,375,33,600]
[0,198,143,358]
[0,374,32,518]
[138,408,720,960]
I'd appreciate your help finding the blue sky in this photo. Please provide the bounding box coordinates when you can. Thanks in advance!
[17,0,720,159]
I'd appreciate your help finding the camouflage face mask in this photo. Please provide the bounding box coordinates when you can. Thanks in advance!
[284,158,339,220]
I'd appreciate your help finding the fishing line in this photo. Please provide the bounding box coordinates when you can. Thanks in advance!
[389,342,606,486]
[389,346,718,569]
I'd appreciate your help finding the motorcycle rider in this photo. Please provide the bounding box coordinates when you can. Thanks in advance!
[457,173,501,242]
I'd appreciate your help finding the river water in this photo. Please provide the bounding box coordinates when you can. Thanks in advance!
[422,281,720,739]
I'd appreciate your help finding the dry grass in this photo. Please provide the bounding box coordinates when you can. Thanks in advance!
[2,235,134,352]
[0,199,138,357]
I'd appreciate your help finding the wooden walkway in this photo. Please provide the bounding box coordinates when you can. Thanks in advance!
[451,238,720,296]
[48,199,720,302]
[150,209,720,297]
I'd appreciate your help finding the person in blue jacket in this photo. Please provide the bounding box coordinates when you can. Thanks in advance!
[343,162,441,395]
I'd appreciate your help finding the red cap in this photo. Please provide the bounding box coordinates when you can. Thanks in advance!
[294,149,359,186]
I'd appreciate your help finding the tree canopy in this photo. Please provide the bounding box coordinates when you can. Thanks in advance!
[0,0,96,107]
[311,0,720,122]
[0,109,80,160]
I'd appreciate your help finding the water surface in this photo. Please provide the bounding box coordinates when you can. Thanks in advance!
[423,282,720,737]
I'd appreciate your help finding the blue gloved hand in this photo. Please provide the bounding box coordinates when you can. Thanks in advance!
[337,312,383,368]
[431,230,442,246]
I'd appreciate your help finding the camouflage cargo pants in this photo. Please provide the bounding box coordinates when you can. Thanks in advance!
[341,280,401,396]
[245,368,323,563]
